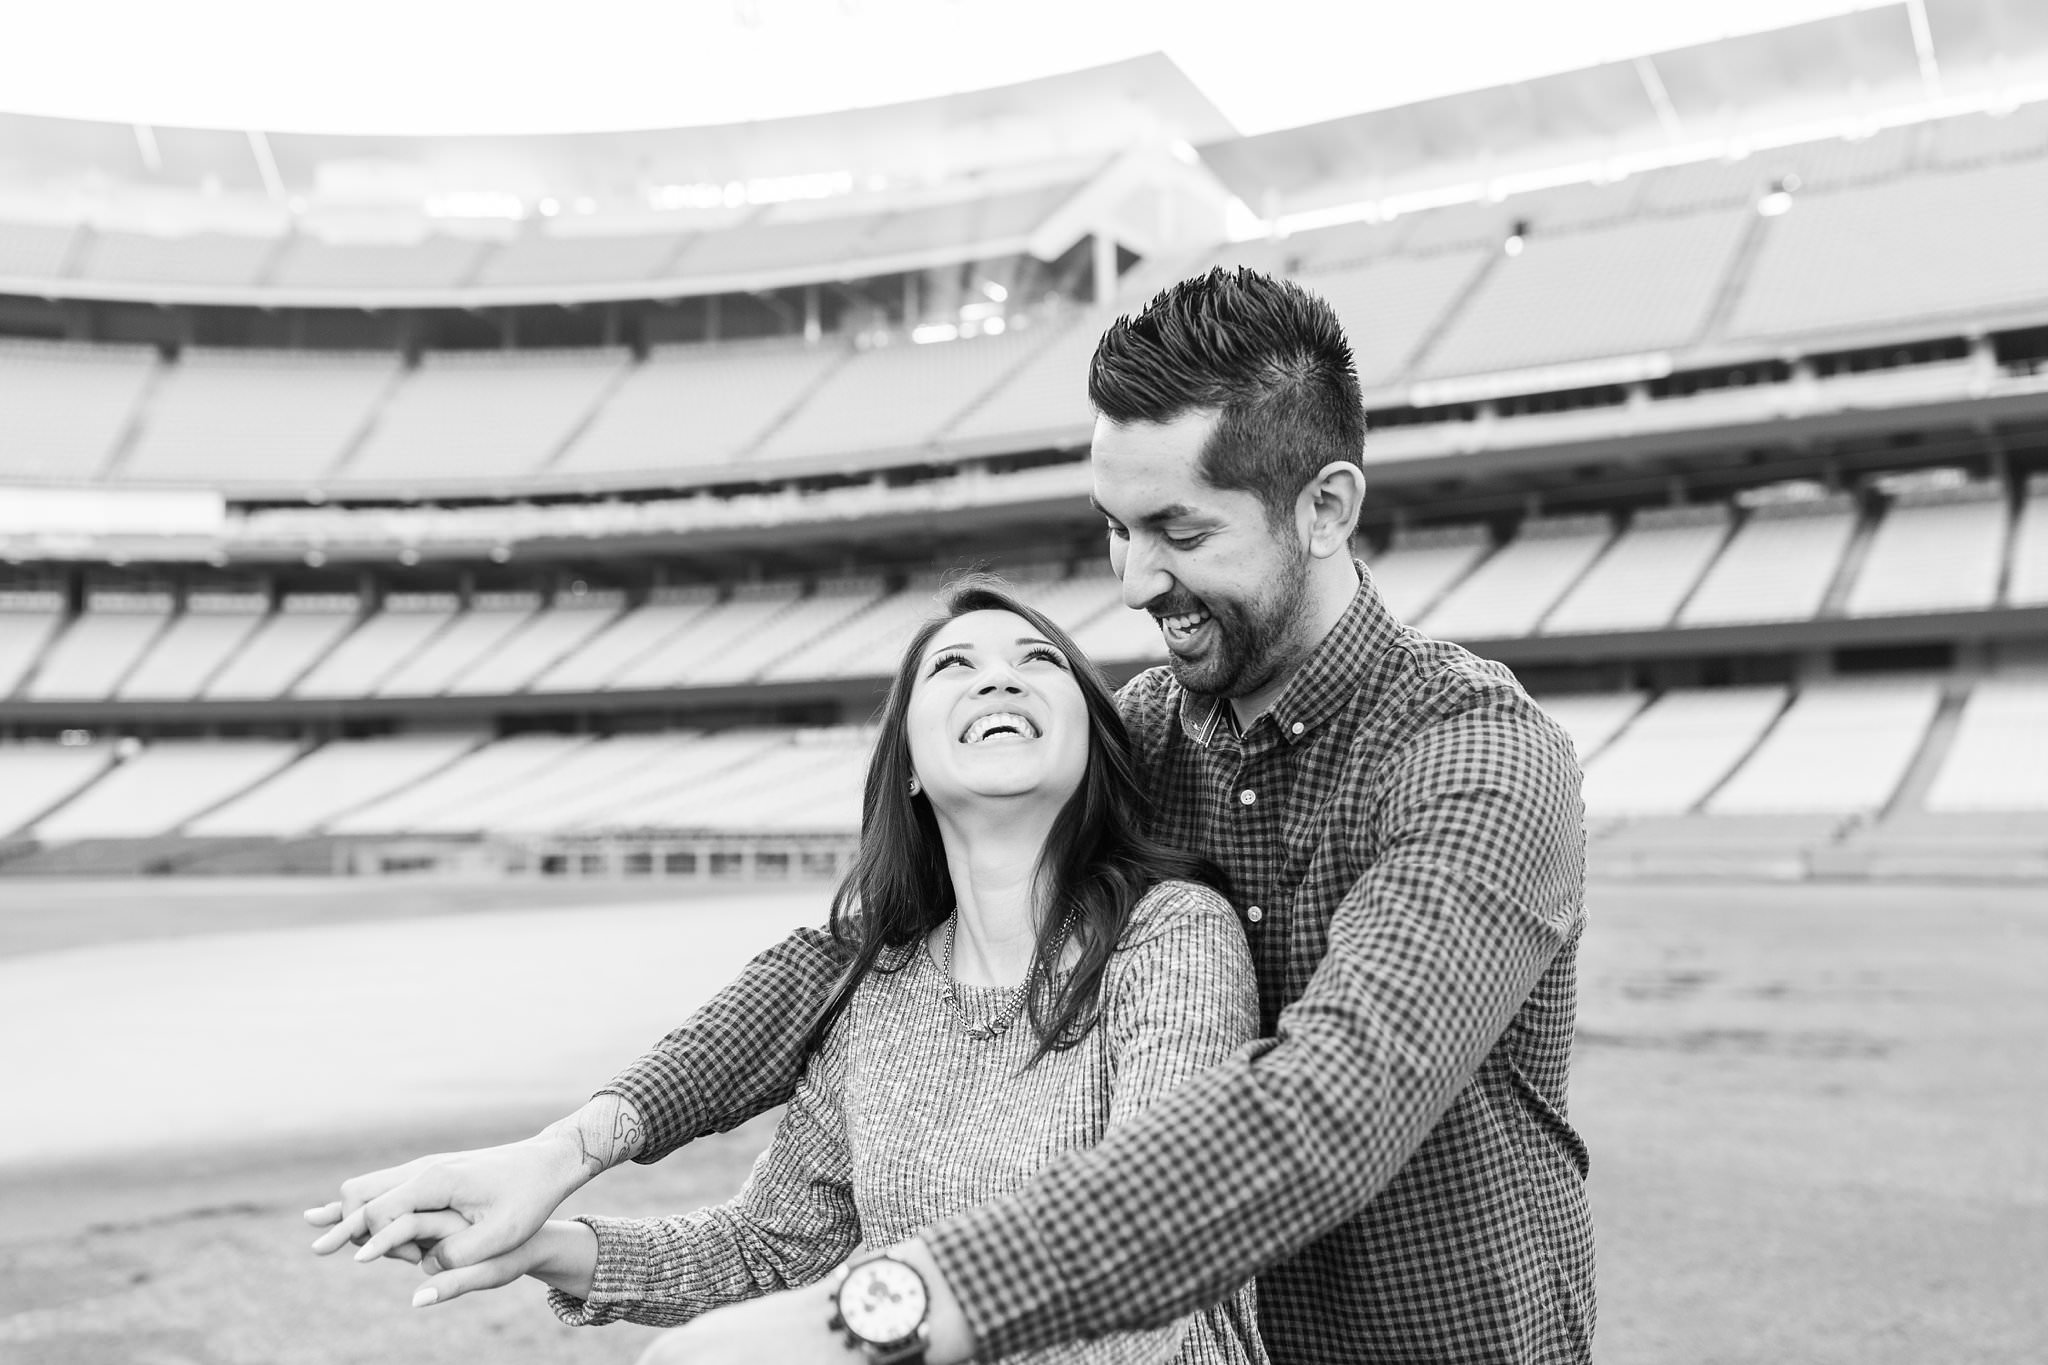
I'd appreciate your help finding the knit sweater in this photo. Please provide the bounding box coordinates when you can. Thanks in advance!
[551,879,1268,1364]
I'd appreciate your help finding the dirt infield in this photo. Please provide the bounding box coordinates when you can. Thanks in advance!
[0,876,2042,1364]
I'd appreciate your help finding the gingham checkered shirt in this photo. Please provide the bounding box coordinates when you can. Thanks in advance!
[605,568,1594,1364]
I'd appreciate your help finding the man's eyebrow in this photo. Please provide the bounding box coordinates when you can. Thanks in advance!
[1087,494,1206,527]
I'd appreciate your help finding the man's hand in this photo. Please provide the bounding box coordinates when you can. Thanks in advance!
[303,1095,645,1270]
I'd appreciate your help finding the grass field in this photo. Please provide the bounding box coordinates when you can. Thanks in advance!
[0,875,2042,1364]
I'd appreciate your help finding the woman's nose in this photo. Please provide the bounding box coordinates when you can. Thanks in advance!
[974,667,1024,694]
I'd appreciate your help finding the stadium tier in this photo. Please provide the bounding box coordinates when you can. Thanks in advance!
[7,674,2042,864]
[1541,505,1730,635]
[1999,475,2048,608]
[1843,481,2011,617]
[290,595,456,698]
[25,592,172,700]
[373,594,540,697]
[530,589,718,692]
[114,592,266,699]
[1704,681,1942,815]
[3,105,2047,495]
[1578,686,1788,819]
[1417,515,1613,641]
[1674,495,1859,627]
[1362,525,1492,624]
[200,595,358,698]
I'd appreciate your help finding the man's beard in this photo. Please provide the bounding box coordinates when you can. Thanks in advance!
[1157,546,1311,699]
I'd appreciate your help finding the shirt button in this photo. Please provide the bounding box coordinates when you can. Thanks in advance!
[1290,721,1305,737]
[1239,788,1256,806]
[1247,905,1264,923]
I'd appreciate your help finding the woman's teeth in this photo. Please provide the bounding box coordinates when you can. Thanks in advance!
[963,712,1038,743]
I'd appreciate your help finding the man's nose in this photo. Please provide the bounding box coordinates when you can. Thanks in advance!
[1119,541,1171,612]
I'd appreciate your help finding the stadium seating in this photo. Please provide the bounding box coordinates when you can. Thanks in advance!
[442,595,622,695]
[458,736,770,834]
[31,740,300,840]
[24,592,173,700]
[1303,249,1492,388]
[1725,157,2048,340]
[1676,495,1858,627]
[608,582,804,689]
[326,733,594,835]
[1579,686,1788,817]
[1531,691,1647,762]
[291,594,457,698]
[2003,475,2048,607]
[1415,209,1749,378]
[0,340,157,482]
[0,592,67,697]
[687,578,887,685]
[1420,514,1613,640]
[117,349,399,485]
[615,728,869,833]
[333,349,628,486]
[0,744,116,839]
[76,229,275,288]
[1705,680,1941,814]
[115,593,268,699]
[937,310,1098,450]
[529,588,719,691]
[202,594,359,698]
[1923,676,2048,811]
[1061,565,1168,666]
[668,209,890,281]
[1364,524,1492,625]
[761,574,946,682]
[858,182,1077,259]
[552,341,844,476]
[1843,481,2010,616]
[474,230,686,288]
[751,329,1043,464]
[186,733,482,836]
[0,220,77,278]
[1541,504,1731,635]
[267,235,487,292]
[373,594,540,697]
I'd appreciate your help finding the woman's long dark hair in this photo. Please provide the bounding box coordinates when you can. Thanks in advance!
[803,574,1224,1066]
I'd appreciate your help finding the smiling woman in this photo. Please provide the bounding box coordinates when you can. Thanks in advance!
[340,576,1272,1365]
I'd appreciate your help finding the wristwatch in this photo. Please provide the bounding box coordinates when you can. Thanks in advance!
[827,1253,931,1363]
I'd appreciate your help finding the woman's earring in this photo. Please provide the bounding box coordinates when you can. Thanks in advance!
[908,775,922,797]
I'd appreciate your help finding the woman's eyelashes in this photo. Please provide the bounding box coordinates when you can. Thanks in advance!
[926,646,1068,676]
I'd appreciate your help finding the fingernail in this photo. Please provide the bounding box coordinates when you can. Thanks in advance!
[413,1286,438,1308]
[354,1246,376,1263]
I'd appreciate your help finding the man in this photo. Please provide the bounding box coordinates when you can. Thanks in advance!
[312,267,1594,1364]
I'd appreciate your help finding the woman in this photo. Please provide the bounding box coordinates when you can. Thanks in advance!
[408,580,1266,1364]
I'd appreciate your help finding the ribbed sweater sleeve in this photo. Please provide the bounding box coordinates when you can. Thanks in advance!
[549,1021,859,1327]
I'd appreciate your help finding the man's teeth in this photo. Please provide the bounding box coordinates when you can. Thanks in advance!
[963,712,1039,743]
[1160,611,1210,637]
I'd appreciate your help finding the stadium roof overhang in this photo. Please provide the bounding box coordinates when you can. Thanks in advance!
[0,53,1234,210]
[1199,0,2048,221]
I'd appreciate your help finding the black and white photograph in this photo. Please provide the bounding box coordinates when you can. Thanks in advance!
[0,2,2044,1362]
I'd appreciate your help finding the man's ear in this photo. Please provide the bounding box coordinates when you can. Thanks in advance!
[1298,462,1367,560]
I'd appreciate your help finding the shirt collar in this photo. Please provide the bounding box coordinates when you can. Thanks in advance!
[1176,560,1400,748]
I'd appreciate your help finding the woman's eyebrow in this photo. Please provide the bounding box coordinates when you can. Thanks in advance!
[925,637,1061,657]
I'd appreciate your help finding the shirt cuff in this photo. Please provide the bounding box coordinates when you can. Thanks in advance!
[547,1215,672,1328]
[594,1067,697,1165]
[923,1194,1081,1359]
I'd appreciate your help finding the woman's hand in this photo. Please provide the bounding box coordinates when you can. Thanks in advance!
[376,1213,596,1308]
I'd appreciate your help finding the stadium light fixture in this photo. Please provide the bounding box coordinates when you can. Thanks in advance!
[1503,219,1529,257]
[980,280,1008,303]
[1757,175,1798,217]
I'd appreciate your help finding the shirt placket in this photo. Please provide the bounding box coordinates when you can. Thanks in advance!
[1220,724,1286,938]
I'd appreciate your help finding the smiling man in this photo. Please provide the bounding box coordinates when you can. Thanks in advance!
[314,268,1594,1365]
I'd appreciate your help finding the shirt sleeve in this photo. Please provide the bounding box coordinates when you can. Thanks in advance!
[551,1019,861,1327]
[922,695,1585,1357]
[600,921,858,1161]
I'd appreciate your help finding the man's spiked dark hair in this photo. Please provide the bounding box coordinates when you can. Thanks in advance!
[1088,266,1365,527]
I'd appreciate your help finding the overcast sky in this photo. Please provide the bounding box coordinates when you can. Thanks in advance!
[11,0,1894,137]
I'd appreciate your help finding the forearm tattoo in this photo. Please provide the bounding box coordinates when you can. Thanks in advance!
[546,1096,646,1177]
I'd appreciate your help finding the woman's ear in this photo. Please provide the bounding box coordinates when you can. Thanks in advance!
[1299,462,1367,560]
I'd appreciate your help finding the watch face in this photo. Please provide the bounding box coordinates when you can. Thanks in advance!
[838,1258,929,1345]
